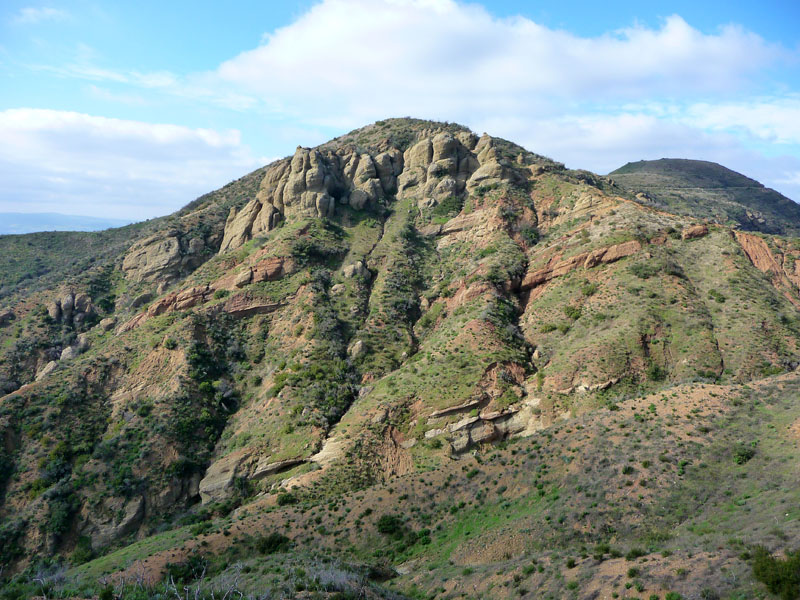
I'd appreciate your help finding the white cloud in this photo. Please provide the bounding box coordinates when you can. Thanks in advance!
[13,6,68,24]
[215,0,781,127]
[685,97,800,145]
[7,0,799,218]
[0,109,264,219]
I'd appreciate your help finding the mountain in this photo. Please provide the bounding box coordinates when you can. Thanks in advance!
[0,213,134,235]
[2,119,800,599]
[609,158,800,236]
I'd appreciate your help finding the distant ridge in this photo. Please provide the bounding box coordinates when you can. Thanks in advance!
[610,158,800,236]
[0,212,133,235]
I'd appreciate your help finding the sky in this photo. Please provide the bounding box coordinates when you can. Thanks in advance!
[1,0,799,221]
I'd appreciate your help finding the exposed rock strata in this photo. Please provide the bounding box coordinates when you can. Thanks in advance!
[521,240,641,291]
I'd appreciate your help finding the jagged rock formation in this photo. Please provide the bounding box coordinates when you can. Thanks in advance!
[219,130,512,252]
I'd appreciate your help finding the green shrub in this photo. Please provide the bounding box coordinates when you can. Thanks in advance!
[277,492,297,506]
[582,282,599,296]
[563,305,582,320]
[165,554,208,584]
[625,548,646,561]
[255,532,291,554]
[432,196,462,218]
[71,535,94,565]
[733,443,756,465]
[99,586,114,600]
[752,545,800,599]
[647,363,666,382]
[520,226,539,246]
[376,514,404,536]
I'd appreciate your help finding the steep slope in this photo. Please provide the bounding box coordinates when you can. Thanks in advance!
[610,158,800,236]
[2,119,800,599]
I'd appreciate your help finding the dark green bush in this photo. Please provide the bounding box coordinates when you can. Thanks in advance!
[733,443,756,464]
[276,492,297,506]
[165,554,208,584]
[376,514,404,536]
[254,532,290,554]
[625,547,646,561]
[752,545,800,599]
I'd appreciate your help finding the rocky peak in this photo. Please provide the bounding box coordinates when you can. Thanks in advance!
[220,124,515,252]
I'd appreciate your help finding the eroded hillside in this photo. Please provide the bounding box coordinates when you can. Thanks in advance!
[1,118,800,599]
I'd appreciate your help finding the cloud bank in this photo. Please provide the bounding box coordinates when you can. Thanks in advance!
[217,0,779,124]
[0,109,263,219]
[4,0,799,220]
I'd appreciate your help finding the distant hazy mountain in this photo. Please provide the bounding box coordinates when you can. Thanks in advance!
[0,212,132,235]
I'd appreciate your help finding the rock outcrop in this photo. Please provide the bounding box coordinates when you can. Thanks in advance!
[0,310,14,327]
[521,240,642,291]
[682,224,709,240]
[122,230,209,284]
[46,292,96,326]
[219,130,517,252]
[735,230,800,307]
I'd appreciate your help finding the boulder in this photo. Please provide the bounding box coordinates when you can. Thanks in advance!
[234,268,253,288]
[76,333,90,353]
[130,292,153,308]
[73,293,91,312]
[123,228,209,283]
[60,346,79,361]
[349,189,370,210]
[99,317,116,331]
[0,310,14,327]
[682,224,709,240]
[250,457,306,480]
[60,293,75,320]
[198,450,251,504]
[342,261,371,280]
[89,496,145,549]
[348,339,367,359]
[36,361,58,381]
[46,301,61,321]
[219,200,263,253]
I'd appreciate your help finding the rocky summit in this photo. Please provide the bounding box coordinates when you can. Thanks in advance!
[2,118,800,599]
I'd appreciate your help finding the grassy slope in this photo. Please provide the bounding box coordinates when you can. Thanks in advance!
[66,372,800,599]
[610,159,800,236]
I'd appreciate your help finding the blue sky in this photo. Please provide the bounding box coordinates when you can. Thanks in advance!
[1,0,799,220]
